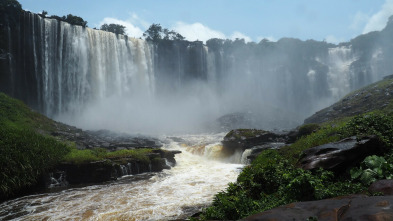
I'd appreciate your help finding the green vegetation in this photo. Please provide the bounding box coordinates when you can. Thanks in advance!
[143,23,185,42]
[0,127,70,199]
[0,93,71,199]
[199,151,365,220]
[48,14,88,27]
[0,0,22,14]
[63,147,152,165]
[100,23,126,35]
[305,76,393,124]
[198,112,393,220]
[0,93,155,200]
[350,155,393,185]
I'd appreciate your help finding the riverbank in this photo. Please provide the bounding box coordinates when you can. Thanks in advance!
[0,92,178,202]
[196,76,393,220]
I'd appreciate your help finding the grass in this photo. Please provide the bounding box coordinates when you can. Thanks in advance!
[0,126,70,199]
[0,93,155,200]
[62,147,153,165]
[280,123,344,165]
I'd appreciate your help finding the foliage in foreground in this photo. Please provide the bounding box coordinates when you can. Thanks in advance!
[0,126,70,199]
[0,93,154,200]
[350,155,393,185]
[199,150,365,220]
[198,112,393,220]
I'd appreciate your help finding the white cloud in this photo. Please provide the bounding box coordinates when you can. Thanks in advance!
[129,13,150,30]
[324,35,345,44]
[98,16,146,38]
[363,0,393,34]
[173,22,253,43]
[172,22,226,42]
[350,11,370,31]
[97,17,253,43]
[230,31,252,42]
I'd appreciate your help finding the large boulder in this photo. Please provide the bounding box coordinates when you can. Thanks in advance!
[242,195,393,221]
[222,129,289,151]
[298,136,385,173]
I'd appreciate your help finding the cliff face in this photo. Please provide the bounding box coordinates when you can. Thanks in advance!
[2,10,393,131]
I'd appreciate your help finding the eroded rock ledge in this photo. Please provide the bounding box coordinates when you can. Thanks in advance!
[243,195,393,221]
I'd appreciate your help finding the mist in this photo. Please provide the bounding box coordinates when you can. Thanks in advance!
[3,12,393,135]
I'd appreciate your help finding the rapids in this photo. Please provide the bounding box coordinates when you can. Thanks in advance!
[0,133,242,220]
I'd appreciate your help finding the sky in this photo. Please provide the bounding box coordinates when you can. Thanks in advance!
[18,0,393,44]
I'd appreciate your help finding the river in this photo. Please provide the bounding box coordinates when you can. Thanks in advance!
[0,133,243,220]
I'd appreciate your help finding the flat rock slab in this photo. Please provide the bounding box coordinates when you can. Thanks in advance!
[242,195,393,221]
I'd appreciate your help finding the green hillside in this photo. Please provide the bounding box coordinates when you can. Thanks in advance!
[305,75,393,124]
[0,93,70,200]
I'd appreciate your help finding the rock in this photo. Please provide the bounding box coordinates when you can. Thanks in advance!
[222,129,288,151]
[369,179,393,195]
[57,161,117,184]
[246,143,286,162]
[152,149,182,165]
[51,126,163,151]
[242,195,393,221]
[298,136,385,173]
[305,77,393,124]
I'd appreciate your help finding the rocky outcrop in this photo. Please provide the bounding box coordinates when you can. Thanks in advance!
[299,136,385,173]
[242,195,393,221]
[245,143,287,162]
[45,149,181,186]
[222,129,289,150]
[51,126,162,151]
[305,76,393,124]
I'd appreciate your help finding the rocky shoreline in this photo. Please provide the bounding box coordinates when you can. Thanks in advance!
[33,120,182,193]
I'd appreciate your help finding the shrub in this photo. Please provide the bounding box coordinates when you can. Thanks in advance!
[350,155,393,185]
[340,113,393,148]
[198,151,366,220]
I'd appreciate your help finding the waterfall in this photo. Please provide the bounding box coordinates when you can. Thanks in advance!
[325,46,357,100]
[240,149,253,165]
[3,11,393,133]
[8,12,155,118]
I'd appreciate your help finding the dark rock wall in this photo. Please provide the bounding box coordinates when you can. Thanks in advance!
[2,10,393,127]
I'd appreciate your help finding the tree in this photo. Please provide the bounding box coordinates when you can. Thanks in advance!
[143,24,163,42]
[143,23,185,42]
[0,0,22,13]
[40,10,48,17]
[63,14,87,27]
[100,23,126,35]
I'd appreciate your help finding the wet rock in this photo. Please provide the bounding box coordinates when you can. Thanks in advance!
[51,125,162,150]
[369,179,393,195]
[246,143,286,162]
[242,195,393,221]
[57,161,117,184]
[222,129,288,151]
[305,76,393,124]
[299,136,385,173]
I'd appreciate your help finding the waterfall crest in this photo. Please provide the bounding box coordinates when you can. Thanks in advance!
[3,11,393,133]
